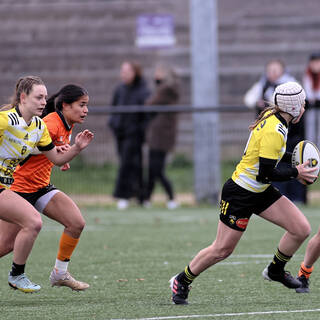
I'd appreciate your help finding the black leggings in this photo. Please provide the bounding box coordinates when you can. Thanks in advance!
[113,135,144,202]
[146,149,174,201]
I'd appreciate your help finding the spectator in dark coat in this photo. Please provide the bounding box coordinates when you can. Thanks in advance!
[108,61,150,209]
[144,64,179,209]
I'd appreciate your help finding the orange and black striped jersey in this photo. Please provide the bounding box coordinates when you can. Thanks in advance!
[0,106,53,189]
[11,111,73,193]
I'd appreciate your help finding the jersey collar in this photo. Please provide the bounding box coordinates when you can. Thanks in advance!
[56,109,72,131]
[15,106,22,117]
[275,113,288,128]
[15,106,32,126]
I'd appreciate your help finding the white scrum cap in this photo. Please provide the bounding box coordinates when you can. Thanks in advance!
[273,81,306,118]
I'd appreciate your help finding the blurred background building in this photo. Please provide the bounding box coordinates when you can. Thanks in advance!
[1,0,320,201]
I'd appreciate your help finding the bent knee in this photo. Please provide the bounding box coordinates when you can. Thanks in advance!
[32,219,43,234]
[209,244,234,261]
[75,219,85,233]
[294,222,311,240]
[68,218,86,235]
[26,215,42,234]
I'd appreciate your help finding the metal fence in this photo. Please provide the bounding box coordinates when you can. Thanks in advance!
[51,105,255,203]
[74,105,255,165]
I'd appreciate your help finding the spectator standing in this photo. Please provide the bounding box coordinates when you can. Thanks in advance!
[144,64,179,209]
[108,61,150,209]
[303,52,320,146]
[244,59,296,115]
[244,59,306,204]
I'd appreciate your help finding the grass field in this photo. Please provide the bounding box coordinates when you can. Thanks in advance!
[1,205,320,319]
[51,157,320,196]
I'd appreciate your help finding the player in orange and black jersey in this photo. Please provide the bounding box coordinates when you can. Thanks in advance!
[0,84,92,291]
[0,77,93,293]
[169,82,317,305]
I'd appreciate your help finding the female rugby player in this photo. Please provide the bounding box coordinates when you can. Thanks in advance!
[0,84,91,291]
[0,77,93,293]
[169,81,316,304]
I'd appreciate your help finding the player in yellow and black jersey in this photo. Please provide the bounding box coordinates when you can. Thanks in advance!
[0,84,91,292]
[170,82,317,305]
[0,76,93,293]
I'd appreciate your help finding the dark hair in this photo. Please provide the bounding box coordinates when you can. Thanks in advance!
[309,52,320,61]
[123,61,143,85]
[43,84,88,117]
[11,75,45,108]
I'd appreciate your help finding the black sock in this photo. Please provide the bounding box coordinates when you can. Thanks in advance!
[10,262,25,276]
[268,248,292,274]
[177,265,197,285]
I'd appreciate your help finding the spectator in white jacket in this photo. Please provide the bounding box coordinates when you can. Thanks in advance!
[244,59,296,116]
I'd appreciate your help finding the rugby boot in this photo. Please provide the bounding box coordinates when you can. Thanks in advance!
[169,274,190,305]
[8,273,41,293]
[50,270,89,291]
[296,275,310,293]
[262,266,301,289]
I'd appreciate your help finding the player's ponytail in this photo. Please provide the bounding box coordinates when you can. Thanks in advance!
[42,84,88,118]
[249,104,280,130]
[43,91,60,117]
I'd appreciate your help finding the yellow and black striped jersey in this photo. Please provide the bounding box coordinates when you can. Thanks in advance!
[232,112,288,192]
[0,107,54,188]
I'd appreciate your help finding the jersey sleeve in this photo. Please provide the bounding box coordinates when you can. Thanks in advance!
[259,130,284,160]
[37,120,54,151]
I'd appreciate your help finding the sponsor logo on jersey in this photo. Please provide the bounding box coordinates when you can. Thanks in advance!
[236,218,249,230]
[7,137,22,145]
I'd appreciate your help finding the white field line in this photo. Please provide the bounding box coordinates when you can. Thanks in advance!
[111,308,320,320]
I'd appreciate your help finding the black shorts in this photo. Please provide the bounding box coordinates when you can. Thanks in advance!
[15,184,57,206]
[219,178,282,232]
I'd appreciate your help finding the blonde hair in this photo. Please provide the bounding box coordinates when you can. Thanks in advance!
[0,104,13,111]
[11,76,45,108]
[249,103,280,130]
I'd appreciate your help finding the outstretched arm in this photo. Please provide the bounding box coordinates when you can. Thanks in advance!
[42,129,94,166]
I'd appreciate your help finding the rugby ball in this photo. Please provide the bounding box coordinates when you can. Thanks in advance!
[292,140,320,185]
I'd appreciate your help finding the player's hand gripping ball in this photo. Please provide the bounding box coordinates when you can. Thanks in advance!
[292,140,320,185]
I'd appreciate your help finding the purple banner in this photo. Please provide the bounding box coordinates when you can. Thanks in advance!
[136,14,176,48]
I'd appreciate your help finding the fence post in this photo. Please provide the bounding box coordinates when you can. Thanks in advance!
[190,0,220,203]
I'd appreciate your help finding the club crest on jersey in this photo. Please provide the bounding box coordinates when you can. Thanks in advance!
[21,146,27,155]
[229,215,236,225]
